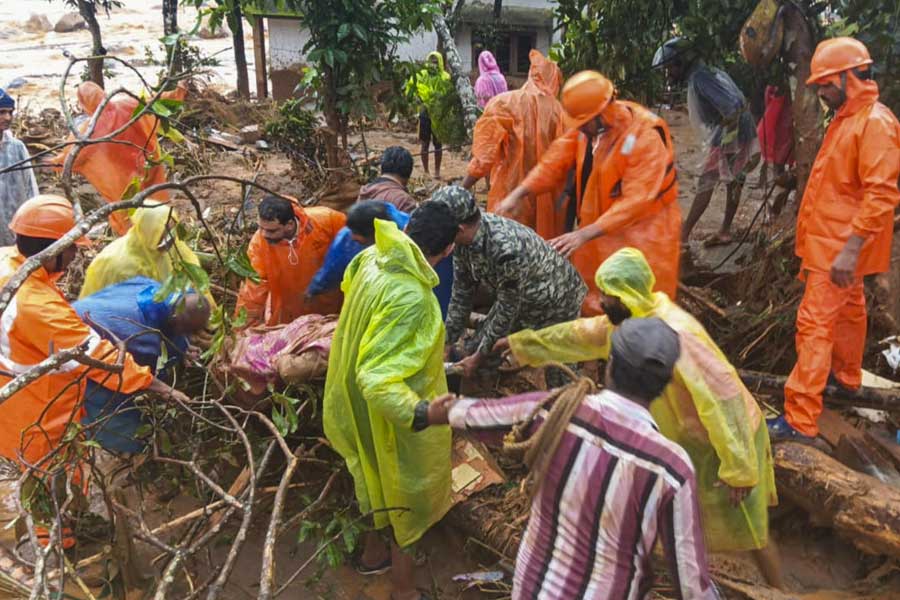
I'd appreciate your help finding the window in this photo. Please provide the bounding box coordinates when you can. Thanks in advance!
[472,29,537,76]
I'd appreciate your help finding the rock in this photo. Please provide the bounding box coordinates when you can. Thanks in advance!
[24,13,53,33]
[0,27,17,40]
[239,124,261,145]
[5,77,27,90]
[198,25,228,40]
[54,12,86,33]
[255,140,270,151]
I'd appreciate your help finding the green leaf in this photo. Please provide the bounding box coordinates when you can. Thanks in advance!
[121,176,143,200]
[182,261,211,293]
[337,23,350,40]
[225,247,260,282]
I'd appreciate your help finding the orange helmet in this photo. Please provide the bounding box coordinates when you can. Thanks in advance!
[807,37,872,85]
[562,71,616,130]
[9,195,90,246]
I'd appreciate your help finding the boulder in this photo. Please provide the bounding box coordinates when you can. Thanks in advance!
[24,13,53,33]
[54,12,87,33]
[239,124,261,145]
[198,25,228,40]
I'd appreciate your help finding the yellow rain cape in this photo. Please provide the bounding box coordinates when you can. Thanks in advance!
[81,202,205,298]
[323,219,452,547]
[508,247,776,552]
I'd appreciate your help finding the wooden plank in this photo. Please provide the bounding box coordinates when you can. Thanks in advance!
[252,16,269,99]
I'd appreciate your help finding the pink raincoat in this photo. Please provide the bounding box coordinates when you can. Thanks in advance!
[475,51,508,108]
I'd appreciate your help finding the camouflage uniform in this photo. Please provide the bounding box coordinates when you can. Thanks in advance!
[433,186,587,358]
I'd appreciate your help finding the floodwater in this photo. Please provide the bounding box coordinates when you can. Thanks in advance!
[0,0,258,111]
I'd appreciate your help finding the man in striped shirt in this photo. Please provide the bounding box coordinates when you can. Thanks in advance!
[427,317,720,599]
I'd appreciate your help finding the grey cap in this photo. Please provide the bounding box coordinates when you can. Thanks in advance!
[430,185,479,223]
[610,317,680,382]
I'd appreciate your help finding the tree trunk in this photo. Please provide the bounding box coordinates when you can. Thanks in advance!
[493,0,502,21]
[432,12,480,136]
[321,66,341,168]
[162,0,182,74]
[77,0,105,88]
[228,2,251,99]
[774,441,900,558]
[782,3,819,200]
[738,369,900,413]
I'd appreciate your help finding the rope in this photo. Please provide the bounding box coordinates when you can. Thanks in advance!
[502,363,596,502]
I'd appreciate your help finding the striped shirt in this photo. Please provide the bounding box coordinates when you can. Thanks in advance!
[448,389,720,600]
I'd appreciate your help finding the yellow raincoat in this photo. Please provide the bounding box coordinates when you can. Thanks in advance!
[323,219,452,547]
[81,202,205,298]
[508,247,776,552]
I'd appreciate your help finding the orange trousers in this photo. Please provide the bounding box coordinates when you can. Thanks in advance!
[784,270,866,436]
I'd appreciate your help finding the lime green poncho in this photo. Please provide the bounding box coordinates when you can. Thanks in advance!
[407,51,467,146]
[323,219,452,547]
[508,247,777,552]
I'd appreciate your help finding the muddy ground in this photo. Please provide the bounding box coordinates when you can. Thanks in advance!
[4,9,898,594]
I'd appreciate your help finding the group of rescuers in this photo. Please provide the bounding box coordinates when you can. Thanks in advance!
[0,33,897,600]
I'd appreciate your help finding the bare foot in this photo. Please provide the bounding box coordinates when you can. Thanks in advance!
[702,231,733,247]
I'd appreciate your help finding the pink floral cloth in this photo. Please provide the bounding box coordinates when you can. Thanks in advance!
[475,51,508,108]
[226,313,338,393]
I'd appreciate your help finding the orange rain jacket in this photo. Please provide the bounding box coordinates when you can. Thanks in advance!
[467,50,566,238]
[0,249,153,468]
[522,101,681,314]
[796,77,900,277]
[236,204,346,326]
[55,83,187,236]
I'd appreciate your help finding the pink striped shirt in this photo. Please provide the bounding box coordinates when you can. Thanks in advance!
[448,389,720,600]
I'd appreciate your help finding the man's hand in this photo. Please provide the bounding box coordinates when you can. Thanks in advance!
[148,378,191,405]
[549,229,589,258]
[831,235,864,288]
[492,337,510,354]
[495,187,528,218]
[427,393,457,425]
[455,352,484,378]
[726,484,753,507]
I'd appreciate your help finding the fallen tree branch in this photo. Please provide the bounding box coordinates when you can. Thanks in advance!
[739,369,900,412]
[774,441,900,558]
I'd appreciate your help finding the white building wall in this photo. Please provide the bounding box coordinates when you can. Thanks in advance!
[265,0,555,75]
[268,18,310,70]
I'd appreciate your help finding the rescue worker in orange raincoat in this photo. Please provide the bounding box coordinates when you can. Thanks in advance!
[768,38,900,440]
[0,195,190,470]
[497,71,681,315]
[236,195,346,326]
[53,82,187,236]
[461,50,567,239]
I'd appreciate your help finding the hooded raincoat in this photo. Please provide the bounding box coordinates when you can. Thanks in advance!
[80,202,205,298]
[507,248,776,552]
[236,204,346,326]
[474,51,508,108]
[408,52,466,147]
[0,250,153,468]
[323,220,452,547]
[785,75,900,435]
[54,82,187,235]
[468,50,566,238]
[522,101,681,314]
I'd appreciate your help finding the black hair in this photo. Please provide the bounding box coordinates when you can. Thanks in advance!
[258,195,295,224]
[381,146,414,179]
[608,356,671,402]
[15,234,56,258]
[406,201,457,257]
[346,201,391,239]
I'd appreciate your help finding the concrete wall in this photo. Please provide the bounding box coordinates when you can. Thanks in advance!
[268,18,310,71]
[264,0,557,94]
